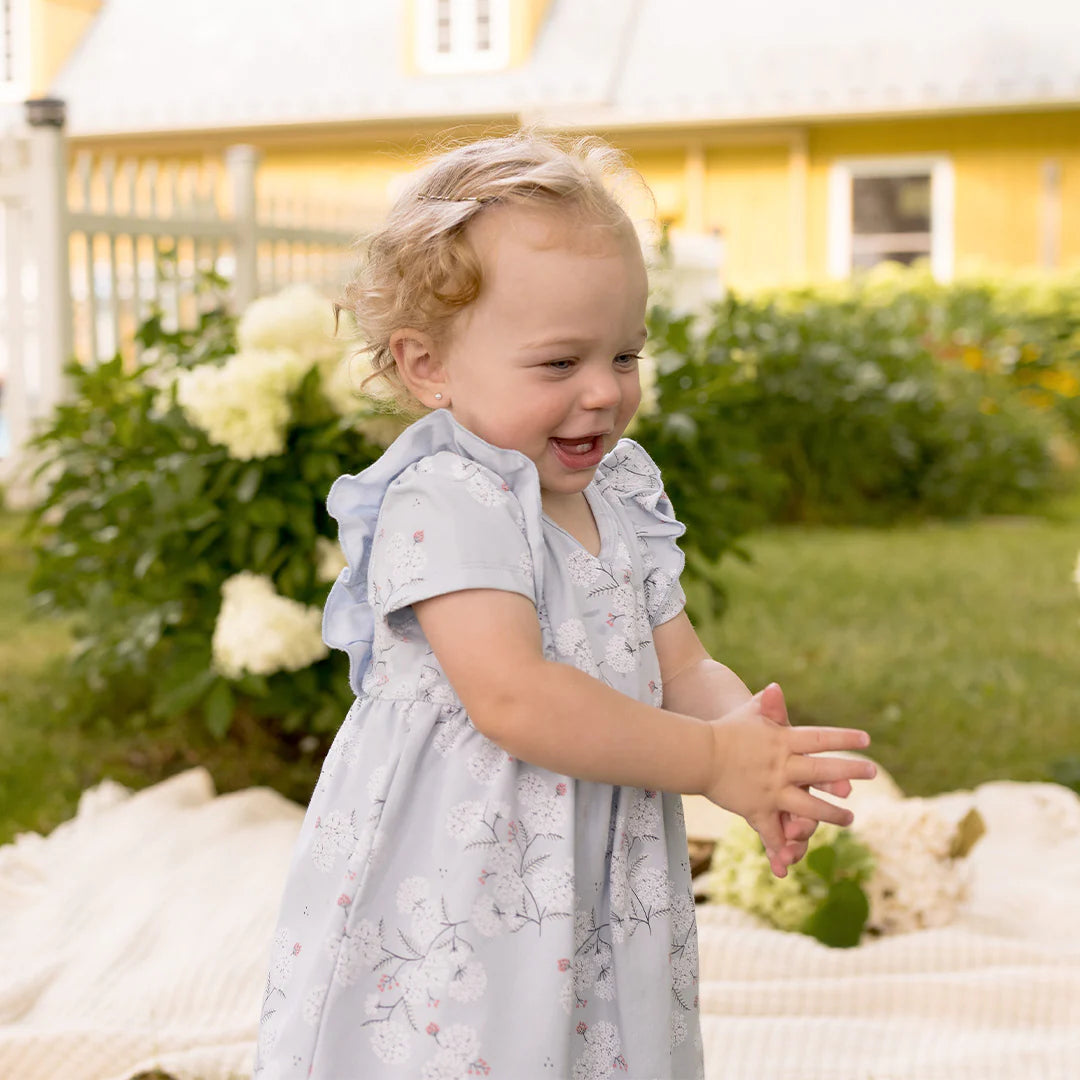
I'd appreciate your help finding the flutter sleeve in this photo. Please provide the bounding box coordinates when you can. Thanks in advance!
[368,450,536,619]
[595,440,687,628]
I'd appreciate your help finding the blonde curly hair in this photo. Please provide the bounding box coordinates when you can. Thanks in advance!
[335,127,652,414]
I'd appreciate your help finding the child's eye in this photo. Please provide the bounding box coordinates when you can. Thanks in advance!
[615,353,643,367]
[546,359,575,371]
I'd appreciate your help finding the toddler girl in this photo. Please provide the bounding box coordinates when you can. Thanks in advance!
[255,130,874,1080]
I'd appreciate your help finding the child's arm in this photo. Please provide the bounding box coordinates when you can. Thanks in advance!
[412,589,874,864]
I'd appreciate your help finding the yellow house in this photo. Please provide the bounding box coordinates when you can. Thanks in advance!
[29,0,1080,292]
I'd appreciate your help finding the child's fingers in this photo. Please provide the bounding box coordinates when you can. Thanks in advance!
[788,754,877,787]
[813,778,853,798]
[780,787,857,828]
[781,811,816,843]
[788,726,871,754]
[755,682,789,726]
[754,813,789,869]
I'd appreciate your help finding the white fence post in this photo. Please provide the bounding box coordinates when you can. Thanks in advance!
[26,98,72,433]
[227,144,260,310]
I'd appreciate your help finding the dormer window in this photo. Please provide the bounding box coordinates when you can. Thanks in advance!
[417,0,511,73]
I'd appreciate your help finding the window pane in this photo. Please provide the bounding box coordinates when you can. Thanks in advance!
[437,0,452,53]
[852,174,931,235]
[476,0,491,51]
[1,0,13,83]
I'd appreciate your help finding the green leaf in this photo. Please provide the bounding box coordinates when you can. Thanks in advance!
[203,679,235,739]
[802,879,870,948]
[235,463,262,503]
[805,844,837,883]
[252,528,279,568]
[949,807,986,858]
[150,665,216,720]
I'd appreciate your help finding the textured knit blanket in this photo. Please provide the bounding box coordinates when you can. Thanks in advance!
[0,767,1077,1080]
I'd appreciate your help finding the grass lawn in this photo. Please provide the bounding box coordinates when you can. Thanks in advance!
[697,506,1080,796]
[1,502,1078,845]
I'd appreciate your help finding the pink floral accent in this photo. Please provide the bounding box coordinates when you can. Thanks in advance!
[478,870,491,885]
[557,957,571,972]
[648,680,656,693]
[336,893,351,907]
[644,790,656,799]
[469,1061,491,1077]
[606,616,615,627]
[427,1022,439,1036]
[615,1055,629,1071]
[556,783,567,796]
[292,942,301,955]
[576,1021,587,1035]
[413,530,424,542]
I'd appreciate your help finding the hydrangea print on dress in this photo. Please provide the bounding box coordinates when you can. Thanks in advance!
[254,410,703,1080]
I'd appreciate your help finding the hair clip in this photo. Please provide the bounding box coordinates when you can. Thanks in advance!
[416,193,494,204]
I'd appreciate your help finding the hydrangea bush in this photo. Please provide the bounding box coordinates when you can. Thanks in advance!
[24,279,401,739]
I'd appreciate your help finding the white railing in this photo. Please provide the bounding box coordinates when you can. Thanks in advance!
[0,98,374,502]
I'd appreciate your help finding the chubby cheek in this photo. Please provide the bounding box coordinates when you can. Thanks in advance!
[617,382,643,432]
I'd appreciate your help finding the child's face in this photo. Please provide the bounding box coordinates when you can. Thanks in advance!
[441,203,649,506]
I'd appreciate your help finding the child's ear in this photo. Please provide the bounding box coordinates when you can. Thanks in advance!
[388,329,449,409]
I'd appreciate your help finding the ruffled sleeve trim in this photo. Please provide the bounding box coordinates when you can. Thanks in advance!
[593,439,688,627]
[322,410,546,697]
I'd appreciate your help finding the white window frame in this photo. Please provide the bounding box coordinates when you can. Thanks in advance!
[415,0,511,74]
[827,155,954,281]
[0,0,31,102]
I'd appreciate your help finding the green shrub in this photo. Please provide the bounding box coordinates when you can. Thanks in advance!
[638,266,1072,527]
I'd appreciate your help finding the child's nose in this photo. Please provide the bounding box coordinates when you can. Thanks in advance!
[580,368,621,410]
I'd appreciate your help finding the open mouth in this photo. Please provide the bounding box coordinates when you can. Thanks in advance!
[550,434,606,470]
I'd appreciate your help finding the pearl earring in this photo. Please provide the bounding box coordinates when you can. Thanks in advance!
[434,393,443,401]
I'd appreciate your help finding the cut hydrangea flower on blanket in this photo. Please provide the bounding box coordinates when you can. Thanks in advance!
[701,799,985,947]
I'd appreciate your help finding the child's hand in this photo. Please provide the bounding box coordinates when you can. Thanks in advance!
[705,683,875,878]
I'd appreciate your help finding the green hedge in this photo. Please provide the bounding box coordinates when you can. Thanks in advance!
[636,264,1075,535]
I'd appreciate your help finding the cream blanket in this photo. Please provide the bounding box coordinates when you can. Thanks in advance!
[0,767,1077,1080]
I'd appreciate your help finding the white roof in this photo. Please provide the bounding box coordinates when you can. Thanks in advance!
[52,0,1080,137]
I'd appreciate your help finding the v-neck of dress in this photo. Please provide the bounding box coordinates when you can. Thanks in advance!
[541,484,614,563]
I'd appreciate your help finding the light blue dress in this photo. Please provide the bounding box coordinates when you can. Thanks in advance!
[255,410,704,1080]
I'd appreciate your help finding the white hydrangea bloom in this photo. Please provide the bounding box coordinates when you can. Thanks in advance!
[315,536,347,583]
[238,283,341,363]
[174,347,309,459]
[854,799,972,935]
[211,571,328,678]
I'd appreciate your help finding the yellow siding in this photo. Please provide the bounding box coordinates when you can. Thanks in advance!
[702,145,793,291]
[32,0,101,96]
[512,0,554,67]
[626,149,687,224]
